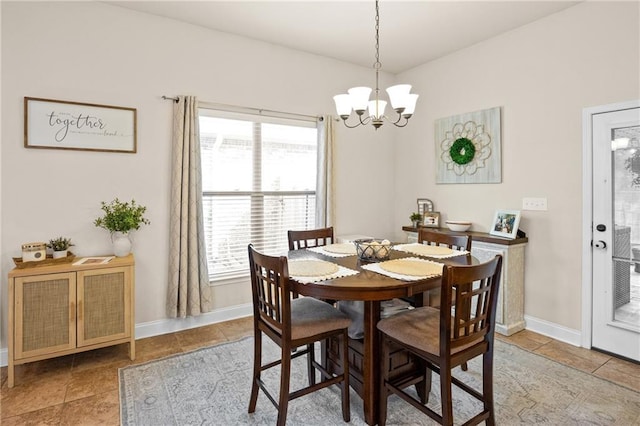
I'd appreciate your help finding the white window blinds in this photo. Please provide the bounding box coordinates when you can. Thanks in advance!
[199,108,318,281]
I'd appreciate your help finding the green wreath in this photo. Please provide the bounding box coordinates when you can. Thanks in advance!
[449,137,476,165]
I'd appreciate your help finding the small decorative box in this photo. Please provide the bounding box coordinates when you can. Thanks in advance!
[21,242,46,262]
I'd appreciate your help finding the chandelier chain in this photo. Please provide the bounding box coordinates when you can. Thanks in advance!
[374,0,380,69]
[374,0,381,105]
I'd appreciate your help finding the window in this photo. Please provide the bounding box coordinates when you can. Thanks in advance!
[199,108,318,282]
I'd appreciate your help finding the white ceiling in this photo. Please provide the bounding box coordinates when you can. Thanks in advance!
[107,1,580,74]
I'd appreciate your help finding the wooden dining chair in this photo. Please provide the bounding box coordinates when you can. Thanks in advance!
[247,244,351,426]
[288,226,334,250]
[418,229,474,371]
[288,226,337,301]
[418,228,471,251]
[377,255,503,426]
[418,229,472,308]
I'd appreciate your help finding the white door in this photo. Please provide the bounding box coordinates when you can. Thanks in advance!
[592,106,640,361]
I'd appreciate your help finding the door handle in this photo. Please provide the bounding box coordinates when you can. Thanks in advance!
[593,240,607,249]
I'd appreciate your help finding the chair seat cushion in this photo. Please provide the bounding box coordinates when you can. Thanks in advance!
[291,297,351,340]
[377,307,481,356]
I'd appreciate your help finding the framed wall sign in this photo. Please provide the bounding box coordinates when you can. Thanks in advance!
[489,209,521,239]
[24,97,137,153]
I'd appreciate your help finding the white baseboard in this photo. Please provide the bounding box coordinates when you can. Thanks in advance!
[0,303,253,367]
[134,303,253,340]
[0,309,583,367]
[524,314,583,347]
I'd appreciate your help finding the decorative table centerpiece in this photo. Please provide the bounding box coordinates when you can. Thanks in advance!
[354,238,392,262]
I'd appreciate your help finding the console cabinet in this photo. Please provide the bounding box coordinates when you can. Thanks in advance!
[8,254,135,387]
[403,227,528,336]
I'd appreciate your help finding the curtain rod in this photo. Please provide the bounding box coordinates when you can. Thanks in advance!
[162,95,321,121]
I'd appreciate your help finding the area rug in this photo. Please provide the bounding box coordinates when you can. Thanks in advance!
[119,337,640,425]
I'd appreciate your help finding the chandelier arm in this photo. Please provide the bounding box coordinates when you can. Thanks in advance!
[340,114,372,128]
[341,119,364,129]
[359,113,372,126]
[391,115,410,128]
[389,111,406,125]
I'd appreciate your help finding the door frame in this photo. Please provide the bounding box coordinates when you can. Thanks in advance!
[581,99,640,350]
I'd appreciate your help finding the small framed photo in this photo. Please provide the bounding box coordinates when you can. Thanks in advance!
[490,209,521,239]
[423,211,441,228]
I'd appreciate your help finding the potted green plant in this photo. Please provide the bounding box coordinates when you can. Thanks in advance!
[94,198,150,257]
[47,237,74,259]
[410,212,423,228]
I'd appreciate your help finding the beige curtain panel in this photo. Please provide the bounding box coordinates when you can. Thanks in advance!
[316,115,335,228]
[167,95,213,318]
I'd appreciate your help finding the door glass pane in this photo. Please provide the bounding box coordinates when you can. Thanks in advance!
[612,125,640,326]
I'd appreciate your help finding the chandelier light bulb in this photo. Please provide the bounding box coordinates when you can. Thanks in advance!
[401,94,419,117]
[385,84,412,110]
[348,87,372,113]
[333,94,352,118]
[368,99,387,120]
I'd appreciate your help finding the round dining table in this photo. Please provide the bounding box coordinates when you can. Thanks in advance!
[288,247,476,426]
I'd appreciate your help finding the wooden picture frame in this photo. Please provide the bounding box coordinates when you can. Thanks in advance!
[490,209,521,239]
[423,211,440,228]
[24,97,137,153]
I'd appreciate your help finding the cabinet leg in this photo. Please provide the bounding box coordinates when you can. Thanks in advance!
[8,361,14,388]
[129,339,136,360]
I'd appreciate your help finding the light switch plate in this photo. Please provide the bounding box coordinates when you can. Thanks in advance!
[522,197,547,211]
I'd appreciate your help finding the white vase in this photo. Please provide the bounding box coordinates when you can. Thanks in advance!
[112,232,132,257]
[52,250,67,259]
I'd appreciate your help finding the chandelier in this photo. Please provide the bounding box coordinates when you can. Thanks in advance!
[333,0,418,130]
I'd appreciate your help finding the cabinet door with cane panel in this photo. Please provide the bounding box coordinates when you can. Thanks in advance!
[77,267,132,347]
[14,272,77,360]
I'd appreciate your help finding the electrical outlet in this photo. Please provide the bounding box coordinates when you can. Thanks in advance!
[522,197,547,211]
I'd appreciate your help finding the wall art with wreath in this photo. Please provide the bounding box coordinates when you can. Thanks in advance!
[434,106,502,184]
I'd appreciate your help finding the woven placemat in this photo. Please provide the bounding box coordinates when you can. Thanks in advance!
[379,258,443,277]
[288,259,339,277]
[322,243,357,255]
[407,245,453,256]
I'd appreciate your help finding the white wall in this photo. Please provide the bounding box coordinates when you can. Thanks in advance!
[0,1,398,350]
[393,1,640,331]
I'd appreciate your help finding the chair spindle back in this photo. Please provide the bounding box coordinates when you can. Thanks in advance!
[441,255,502,355]
[288,227,334,250]
[248,244,292,335]
[418,229,471,251]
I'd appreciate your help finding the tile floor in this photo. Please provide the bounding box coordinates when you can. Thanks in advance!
[1,317,639,425]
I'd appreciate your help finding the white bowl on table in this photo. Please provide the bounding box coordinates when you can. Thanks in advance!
[445,221,472,232]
